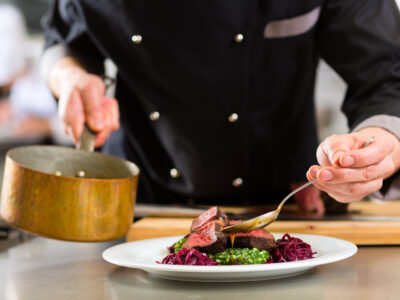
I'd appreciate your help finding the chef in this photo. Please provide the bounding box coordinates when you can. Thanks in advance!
[41,0,400,213]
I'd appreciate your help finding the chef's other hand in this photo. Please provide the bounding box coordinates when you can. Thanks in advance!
[307,127,400,203]
[47,57,119,147]
[290,182,325,215]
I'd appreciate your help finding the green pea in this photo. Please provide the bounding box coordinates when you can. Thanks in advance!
[173,238,187,253]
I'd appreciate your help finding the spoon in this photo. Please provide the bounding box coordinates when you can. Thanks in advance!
[222,136,376,234]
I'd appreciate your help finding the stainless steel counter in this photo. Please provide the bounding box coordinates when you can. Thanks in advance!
[0,237,398,300]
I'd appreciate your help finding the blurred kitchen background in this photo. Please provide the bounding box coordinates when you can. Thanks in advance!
[0,0,70,184]
[0,0,399,243]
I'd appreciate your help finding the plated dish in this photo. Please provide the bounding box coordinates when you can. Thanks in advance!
[102,233,357,282]
[158,207,315,265]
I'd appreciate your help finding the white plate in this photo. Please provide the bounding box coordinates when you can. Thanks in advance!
[103,233,357,282]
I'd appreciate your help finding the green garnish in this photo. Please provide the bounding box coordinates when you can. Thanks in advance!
[208,248,270,265]
[174,237,187,253]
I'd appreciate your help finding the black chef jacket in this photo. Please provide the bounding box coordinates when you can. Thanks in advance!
[42,0,400,205]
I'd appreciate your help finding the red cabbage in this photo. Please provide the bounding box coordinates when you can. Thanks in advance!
[159,234,315,265]
[268,233,316,263]
[158,248,219,266]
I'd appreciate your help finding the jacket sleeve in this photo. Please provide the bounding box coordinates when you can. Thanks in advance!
[316,0,400,200]
[40,0,105,75]
[316,0,400,136]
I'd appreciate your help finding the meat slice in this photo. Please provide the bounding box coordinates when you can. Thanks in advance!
[183,221,228,254]
[232,229,277,251]
[190,206,228,233]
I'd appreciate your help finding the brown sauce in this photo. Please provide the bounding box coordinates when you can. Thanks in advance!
[228,233,235,248]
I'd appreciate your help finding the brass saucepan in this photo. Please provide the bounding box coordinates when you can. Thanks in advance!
[0,126,139,242]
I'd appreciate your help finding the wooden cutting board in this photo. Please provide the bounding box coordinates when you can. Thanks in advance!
[127,217,400,245]
[127,201,400,245]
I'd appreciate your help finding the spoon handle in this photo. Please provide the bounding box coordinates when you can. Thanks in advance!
[277,136,375,211]
[77,124,96,152]
[277,179,316,211]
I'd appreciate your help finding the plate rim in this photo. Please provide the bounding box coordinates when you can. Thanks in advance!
[102,233,358,273]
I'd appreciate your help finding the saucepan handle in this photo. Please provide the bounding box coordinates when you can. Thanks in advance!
[77,124,96,152]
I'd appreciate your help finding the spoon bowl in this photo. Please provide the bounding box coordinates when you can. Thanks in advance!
[222,179,316,234]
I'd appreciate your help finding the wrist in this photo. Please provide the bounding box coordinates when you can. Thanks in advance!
[358,126,400,177]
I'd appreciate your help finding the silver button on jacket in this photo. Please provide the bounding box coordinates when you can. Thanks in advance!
[228,113,239,123]
[170,168,180,178]
[131,34,142,44]
[42,1,400,204]
[149,111,160,121]
[232,177,243,187]
[234,33,244,43]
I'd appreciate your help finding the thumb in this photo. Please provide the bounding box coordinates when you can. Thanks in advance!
[80,76,106,132]
[322,134,356,166]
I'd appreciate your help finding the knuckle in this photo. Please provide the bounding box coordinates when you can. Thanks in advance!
[324,135,337,148]
[386,161,396,176]
[329,193,349,203]
[88,75,103,86]
[364,165,377,180]
[316,145,324,161]
[378,147,386,161]
[110,97,118,106]
[350,183,361,195]
[82,76,104,93]
[375,180,383,191]
[83,81,96,93]
[328,134,339,141]
[350,195,363,202]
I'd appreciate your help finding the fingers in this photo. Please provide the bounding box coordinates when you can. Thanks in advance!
[311,129,400,203]
[309,156,395,184]
[81,76,106,132]
[307,164,385,203]
[60,87,85,144]
[321,134,356,166]
[93,98,119,147]
[311,179,382,203]
[316,144,331,167]
[319,134,393,169]
[312,177,382,199]
[337,137,393,168]
[104,97,120,131]
[58,74,120,147]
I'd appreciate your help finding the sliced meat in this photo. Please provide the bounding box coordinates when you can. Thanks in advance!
[232,229,277,251]
[183,221,228,254]
[190,206,228,233]
[168,233,190,253]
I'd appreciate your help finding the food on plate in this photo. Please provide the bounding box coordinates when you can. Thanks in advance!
[190,206,228,232]
[158,207,315,265]
[208,248,270,265]
[182,220,228,254]
[172,237,187,253]
[232,228,277,250]
[160,248,219,265]
[268,233,315,263]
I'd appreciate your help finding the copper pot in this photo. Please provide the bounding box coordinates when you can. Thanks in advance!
[0,127,139,241]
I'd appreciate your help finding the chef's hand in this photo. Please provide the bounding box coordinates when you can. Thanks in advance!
[307,127,400,203]
[47,57,119,147]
